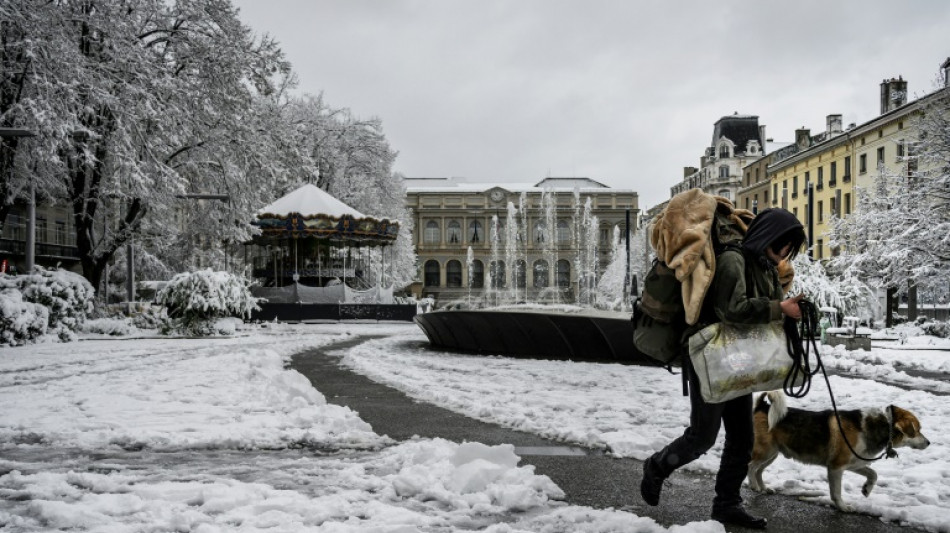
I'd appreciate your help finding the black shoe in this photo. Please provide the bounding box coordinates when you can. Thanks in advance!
[639,458,665,506]
[711,506,767,529]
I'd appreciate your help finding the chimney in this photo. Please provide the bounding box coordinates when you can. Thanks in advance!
[759,125,767,149]
[827,114,843,135]
[684,166,698,178]
[880,77,908,114]
[795,128,811,150]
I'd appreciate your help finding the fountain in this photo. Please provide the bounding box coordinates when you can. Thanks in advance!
[414,187,651,364]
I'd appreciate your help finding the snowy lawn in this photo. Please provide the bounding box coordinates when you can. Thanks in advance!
[342,326,950,532]
[0,323,721,532]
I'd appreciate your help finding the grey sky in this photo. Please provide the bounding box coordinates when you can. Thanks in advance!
[231,0,950,210]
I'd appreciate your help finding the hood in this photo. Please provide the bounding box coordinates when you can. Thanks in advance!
[741,208,803,256]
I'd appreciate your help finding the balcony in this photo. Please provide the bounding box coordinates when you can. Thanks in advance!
[0,238,80,260]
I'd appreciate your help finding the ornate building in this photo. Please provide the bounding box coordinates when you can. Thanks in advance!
[404,176,638,304]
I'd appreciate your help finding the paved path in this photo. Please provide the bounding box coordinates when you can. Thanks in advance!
[291,336,926,532]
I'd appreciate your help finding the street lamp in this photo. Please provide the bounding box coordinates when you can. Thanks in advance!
[0,128,37,272]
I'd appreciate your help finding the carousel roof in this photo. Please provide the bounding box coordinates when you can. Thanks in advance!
[252,183,399,246]
[257,184,367,219]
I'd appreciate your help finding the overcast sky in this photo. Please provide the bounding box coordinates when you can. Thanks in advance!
[231,0,950,210]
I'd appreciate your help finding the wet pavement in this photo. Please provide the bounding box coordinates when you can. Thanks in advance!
[291,335,928,533]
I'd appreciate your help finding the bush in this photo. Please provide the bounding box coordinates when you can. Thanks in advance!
[922,321,950,339]
[0,284,50,346]
[82,317,135,336]
[155,270,260,336]
[0,268,95,345]
[16,267,96,341]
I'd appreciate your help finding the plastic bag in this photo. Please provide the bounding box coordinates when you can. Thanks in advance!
[688,321,803,404]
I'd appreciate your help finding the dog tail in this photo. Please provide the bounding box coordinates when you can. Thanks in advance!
[766,391,788,430]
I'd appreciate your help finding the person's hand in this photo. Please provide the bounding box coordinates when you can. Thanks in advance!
[780,294,804,320]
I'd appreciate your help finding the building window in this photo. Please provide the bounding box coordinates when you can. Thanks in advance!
[54,221,67,245]
[793,207,798,218]
[792,176,798,198]
[490,260,506,288]
[829,162,837,186]
[745,197,750,210]
[816,239,824,259]
[533,259,549,288]
[718,189,730,201]
[471,260,484,288]
[556,259,570,288]
[424,221,440,244]
[877,146,885,166]
[719,165,729,178]
[424,260,440,287]
[755,167,760,182]
[843,156,851,182]
[534,221,547,243]
[447,220,461,244]
[830,197,836,216]
[896,140,905,159]
[719,144,730,159]
[468,220,483,243]
[844,193,852,215]
[815,169,821,190]
[4,213,24,240]
[859,154,867,174]
[556,219,570,244]
[818,201,824,223]
[36,218,47,243]
[599,228,610,245]
[515,260,526,288]
[446,260,462,288]
[764,189,768,205]
[772,183,778,204]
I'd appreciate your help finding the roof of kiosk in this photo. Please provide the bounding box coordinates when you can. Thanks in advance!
[256,184,367,219]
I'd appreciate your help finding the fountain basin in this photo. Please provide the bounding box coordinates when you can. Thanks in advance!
[414,308,654,364]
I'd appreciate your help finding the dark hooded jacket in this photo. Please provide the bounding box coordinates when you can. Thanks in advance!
[694,208,803,328]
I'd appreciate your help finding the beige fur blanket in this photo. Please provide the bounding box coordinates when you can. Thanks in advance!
[651,189,787,325]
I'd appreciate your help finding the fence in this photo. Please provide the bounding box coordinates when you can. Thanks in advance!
[251,303,417,322]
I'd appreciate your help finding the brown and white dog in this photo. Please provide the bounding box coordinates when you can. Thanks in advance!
[747,391,930,511]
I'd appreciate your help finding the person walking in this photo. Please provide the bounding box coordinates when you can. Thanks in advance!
[639,208,807,530]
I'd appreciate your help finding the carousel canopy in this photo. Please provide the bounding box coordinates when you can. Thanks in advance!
[252,184,399,246]
[257,184,367,219]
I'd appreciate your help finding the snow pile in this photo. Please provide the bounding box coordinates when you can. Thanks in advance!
[0,438,708,532]
[156,269,261,335]
[0,337,385,451]
[0,267,94,345]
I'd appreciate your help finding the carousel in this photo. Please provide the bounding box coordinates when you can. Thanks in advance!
[245,184,411,321]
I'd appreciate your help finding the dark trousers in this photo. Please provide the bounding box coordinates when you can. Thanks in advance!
[649,360,754,510]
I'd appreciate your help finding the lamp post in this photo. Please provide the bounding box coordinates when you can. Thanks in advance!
[0,128,37,273]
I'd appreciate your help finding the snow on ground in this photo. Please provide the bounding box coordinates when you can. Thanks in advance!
[0,322,720,532]
[342,326,950,532]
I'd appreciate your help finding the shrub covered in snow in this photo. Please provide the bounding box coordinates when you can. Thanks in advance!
[15,267,96,341]
[0,280,50,346]
[921,320,950,339]
[0,268,95,345]
[82,317,135,336]
[155,270,260,336]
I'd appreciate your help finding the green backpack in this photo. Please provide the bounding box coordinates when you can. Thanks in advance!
[632,211,747,365]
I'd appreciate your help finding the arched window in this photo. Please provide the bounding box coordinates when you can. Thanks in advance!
[470,260,484,288]
[719,165,729,178]
[718,189,731,200]
[447,220,461,244]
[424,220,440,244]
[719,144,730,159]
[556,259,571,288]
[534,221,547,243]
[490,260,506,288]
[468,220,483,243]
[515,260,527,288]
[556,219,570,243]
[446,260,462,287]
[533,259,549,288]
[424,260,440,287]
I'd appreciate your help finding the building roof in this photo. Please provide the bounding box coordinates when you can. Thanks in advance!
[712,114,762,152]
[404,176,635,194]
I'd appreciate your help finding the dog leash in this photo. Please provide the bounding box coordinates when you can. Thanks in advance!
[783,300,896,462]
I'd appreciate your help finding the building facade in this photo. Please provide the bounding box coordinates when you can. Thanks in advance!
[1,203,81,275]
[405,177,639,304]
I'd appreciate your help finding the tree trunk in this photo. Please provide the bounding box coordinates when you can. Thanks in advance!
[907,282,918,323]
[886,286,897,327]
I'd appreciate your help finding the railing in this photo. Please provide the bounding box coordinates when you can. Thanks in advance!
[0,238,79,259]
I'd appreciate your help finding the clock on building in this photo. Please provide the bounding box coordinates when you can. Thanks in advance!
[489,190,505,203]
